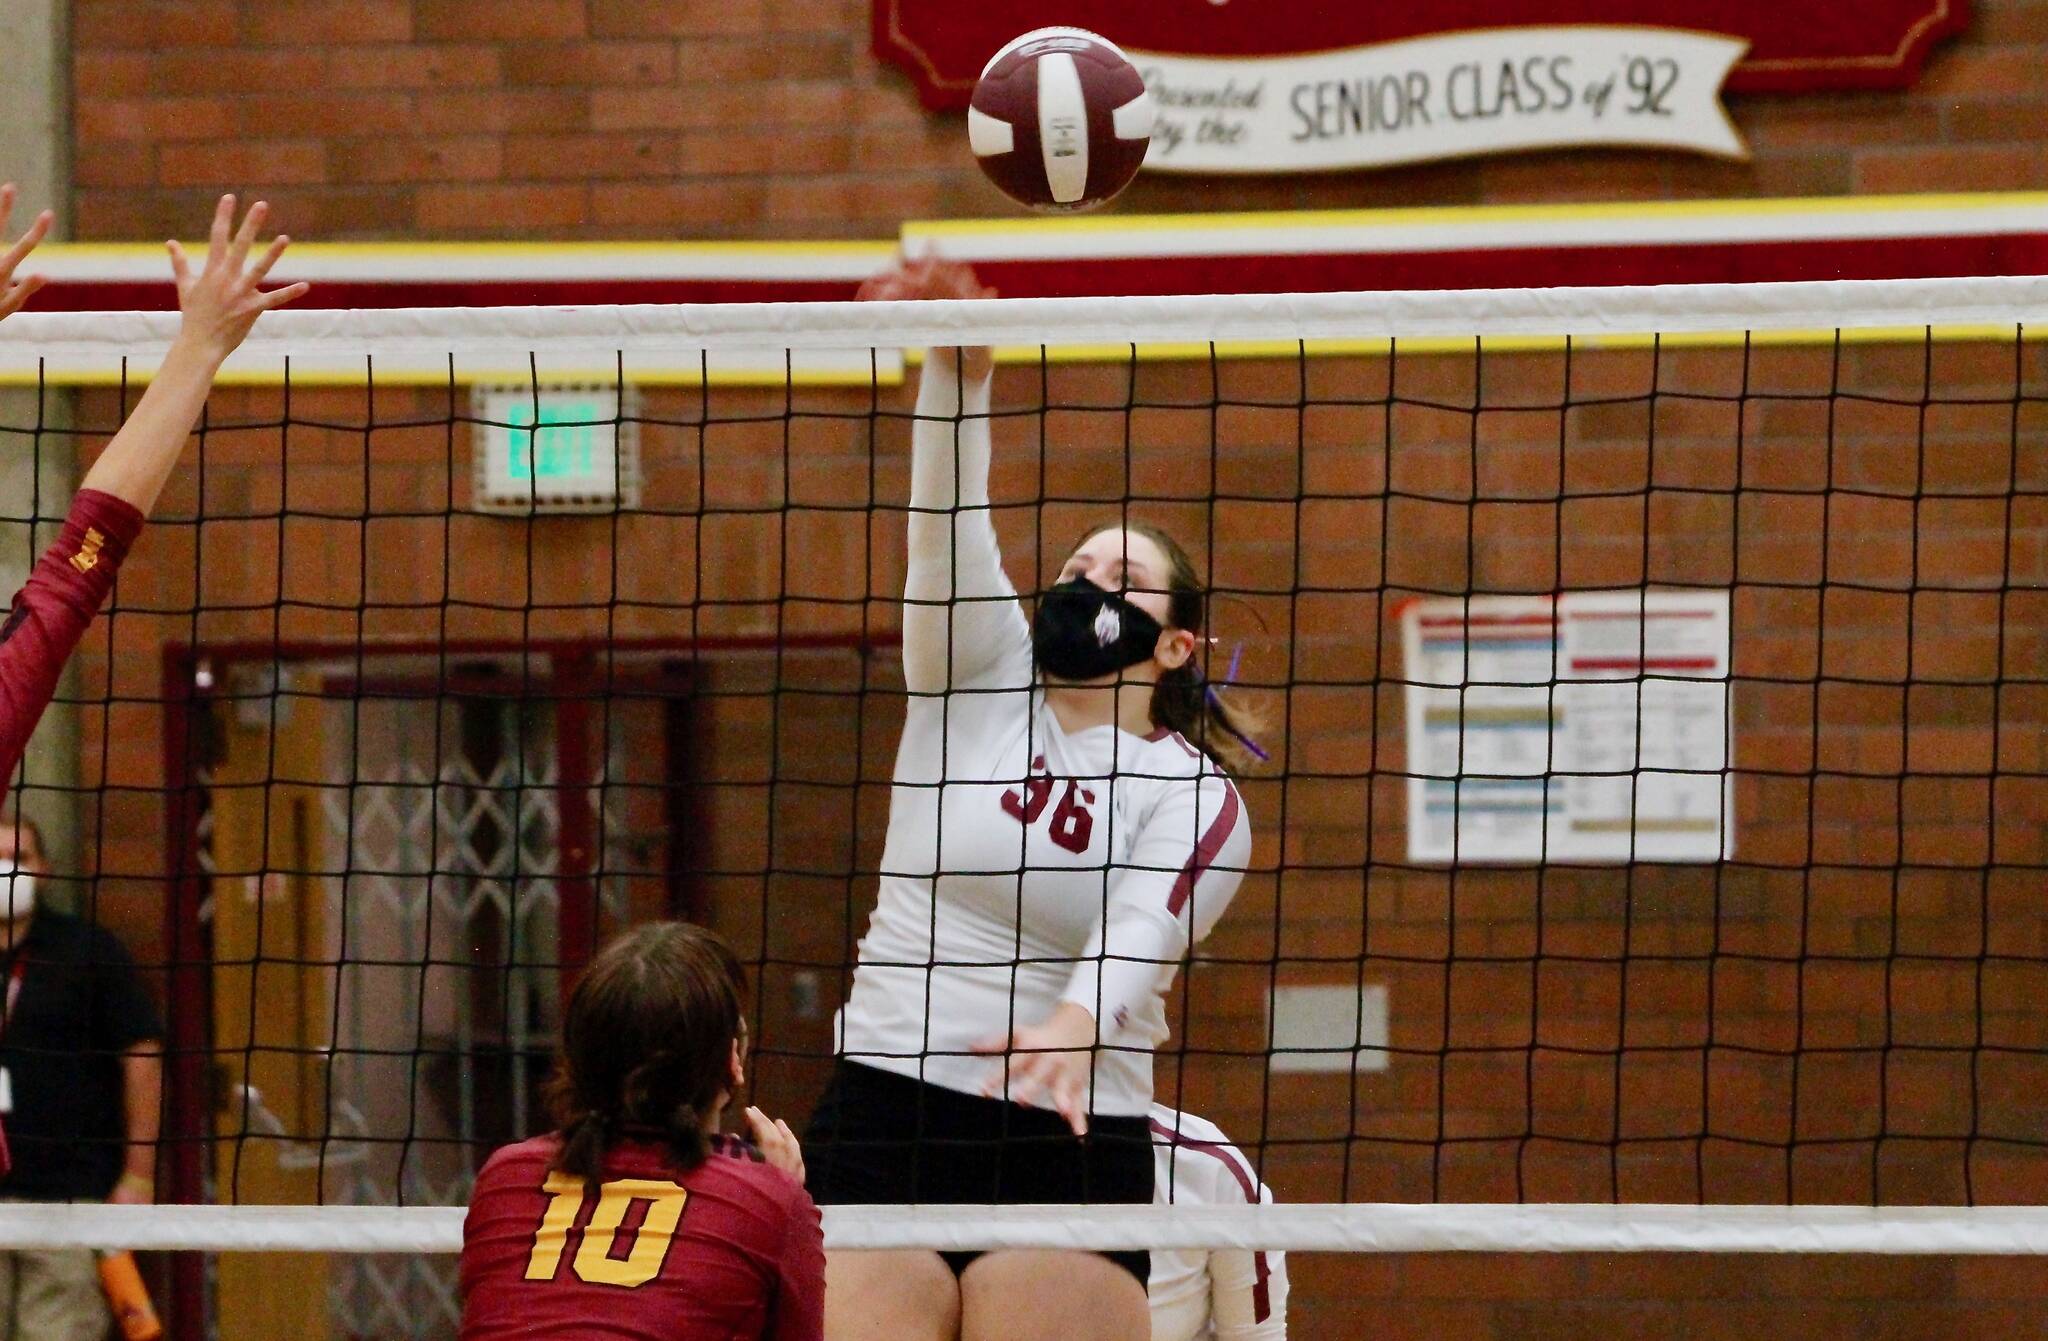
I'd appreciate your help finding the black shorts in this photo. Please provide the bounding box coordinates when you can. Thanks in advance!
[802,1059,1154,1287]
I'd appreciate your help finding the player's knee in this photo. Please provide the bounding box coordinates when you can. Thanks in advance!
[959,1250,1149,1341]
[825,1249,959,1340]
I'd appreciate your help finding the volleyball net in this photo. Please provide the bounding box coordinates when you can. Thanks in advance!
[0,277,2041,1324]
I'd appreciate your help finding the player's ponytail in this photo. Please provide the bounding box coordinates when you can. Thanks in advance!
[1151,654,1268,778]
[545,922,749,1192]
[1075,520,1270,776]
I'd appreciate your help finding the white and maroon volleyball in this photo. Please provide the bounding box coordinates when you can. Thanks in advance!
[968,27,1155,212]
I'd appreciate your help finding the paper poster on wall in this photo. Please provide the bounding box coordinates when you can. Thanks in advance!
[1402,591,1734,864]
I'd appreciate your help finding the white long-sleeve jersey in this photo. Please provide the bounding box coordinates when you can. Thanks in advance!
[835,366,1253,1117]
[1149,1107,1289,1341]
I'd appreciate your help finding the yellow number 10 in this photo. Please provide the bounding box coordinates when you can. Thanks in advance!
[524,1171,690,1288]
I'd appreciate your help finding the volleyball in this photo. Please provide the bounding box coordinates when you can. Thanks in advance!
[968,27,1155,212]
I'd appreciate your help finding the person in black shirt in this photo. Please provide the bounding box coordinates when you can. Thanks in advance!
[0,814,162,1341]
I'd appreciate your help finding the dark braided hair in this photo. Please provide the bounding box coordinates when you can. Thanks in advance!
[1061,520,1269,776]
[544,921,747,1194]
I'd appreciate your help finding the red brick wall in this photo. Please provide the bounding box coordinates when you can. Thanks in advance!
[55,0,2048,1334]
[69,0,2048,240]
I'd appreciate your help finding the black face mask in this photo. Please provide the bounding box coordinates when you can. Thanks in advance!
[1031,577,1166,682]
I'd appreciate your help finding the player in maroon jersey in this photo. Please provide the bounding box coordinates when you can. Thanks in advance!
[0,184,300,1180]
[461,922,825,1341]
[0,187,307,808]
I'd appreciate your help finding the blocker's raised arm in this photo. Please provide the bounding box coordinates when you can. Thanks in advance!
[0,195,306,804]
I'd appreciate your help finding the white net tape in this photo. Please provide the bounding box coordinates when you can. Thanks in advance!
[1,274,2042,376]
[1,1203,2045,1255]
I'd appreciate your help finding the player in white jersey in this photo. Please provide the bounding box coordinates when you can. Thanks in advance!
[805,256,1265,1341]
[1148,1108,1289,1341]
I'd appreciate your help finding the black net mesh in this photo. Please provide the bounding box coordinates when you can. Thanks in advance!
[0,322,2041,1331]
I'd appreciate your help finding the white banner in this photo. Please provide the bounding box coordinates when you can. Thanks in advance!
[1134,26,1747,174]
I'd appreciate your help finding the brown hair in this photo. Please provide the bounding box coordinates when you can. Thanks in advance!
[1068,520,1269,776]
[544,921,747,1191]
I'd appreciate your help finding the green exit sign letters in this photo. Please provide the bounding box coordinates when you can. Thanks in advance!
[472,385,642,514]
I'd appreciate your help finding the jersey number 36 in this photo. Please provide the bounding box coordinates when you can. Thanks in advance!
[524,1172,689,1288]
[1001,756,1095,854]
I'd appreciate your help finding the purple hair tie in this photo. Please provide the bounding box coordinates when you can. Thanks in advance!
[1203,643,1271,763]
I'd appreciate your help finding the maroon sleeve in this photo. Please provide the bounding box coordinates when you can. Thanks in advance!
[0,489,145,804]
[766,1180,825,1341]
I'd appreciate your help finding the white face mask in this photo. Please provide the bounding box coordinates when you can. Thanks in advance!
[0,859,35,921]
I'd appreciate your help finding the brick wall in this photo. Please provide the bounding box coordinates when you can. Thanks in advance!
[69,0,2048,240]
[54,0,2048,1334]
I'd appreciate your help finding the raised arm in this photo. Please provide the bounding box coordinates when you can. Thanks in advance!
[0,195,305,797]
[864,257,1031,697]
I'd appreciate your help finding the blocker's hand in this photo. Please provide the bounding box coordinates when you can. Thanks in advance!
[974,1001,1098,1138]
[167,195,309,365]
[858,252,994,383]
[745,1105,806,1183]
[0,183,54,321]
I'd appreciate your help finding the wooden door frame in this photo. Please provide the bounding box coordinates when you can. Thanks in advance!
[155,631,879,1336]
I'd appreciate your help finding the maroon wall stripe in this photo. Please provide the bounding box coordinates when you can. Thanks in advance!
[31,232,2047,312]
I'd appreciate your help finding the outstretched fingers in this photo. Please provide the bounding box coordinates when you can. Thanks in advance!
[856,270,913,303]
[168,198,308,360]
[249,233,290,284]
[0,275,47,322]
[206,194,235,270]
[187,202,307,307]
[165,240,193,291]
[0,207,51,278]
[857,252,995,304]
[0,184,55,320]
[228,198,267,272]
[258,280,311,312]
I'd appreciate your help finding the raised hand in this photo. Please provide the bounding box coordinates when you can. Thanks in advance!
[166,195,309,364]
[857,252,994,304]
[858,252,995,382]
[73,197,309,516]
[0,183,54,321]
[744,1105,806,1183]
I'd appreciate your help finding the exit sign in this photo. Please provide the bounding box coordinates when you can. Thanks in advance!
[471,384,642,514]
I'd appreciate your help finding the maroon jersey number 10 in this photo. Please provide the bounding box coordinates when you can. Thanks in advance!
[524,1173,690,1289]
